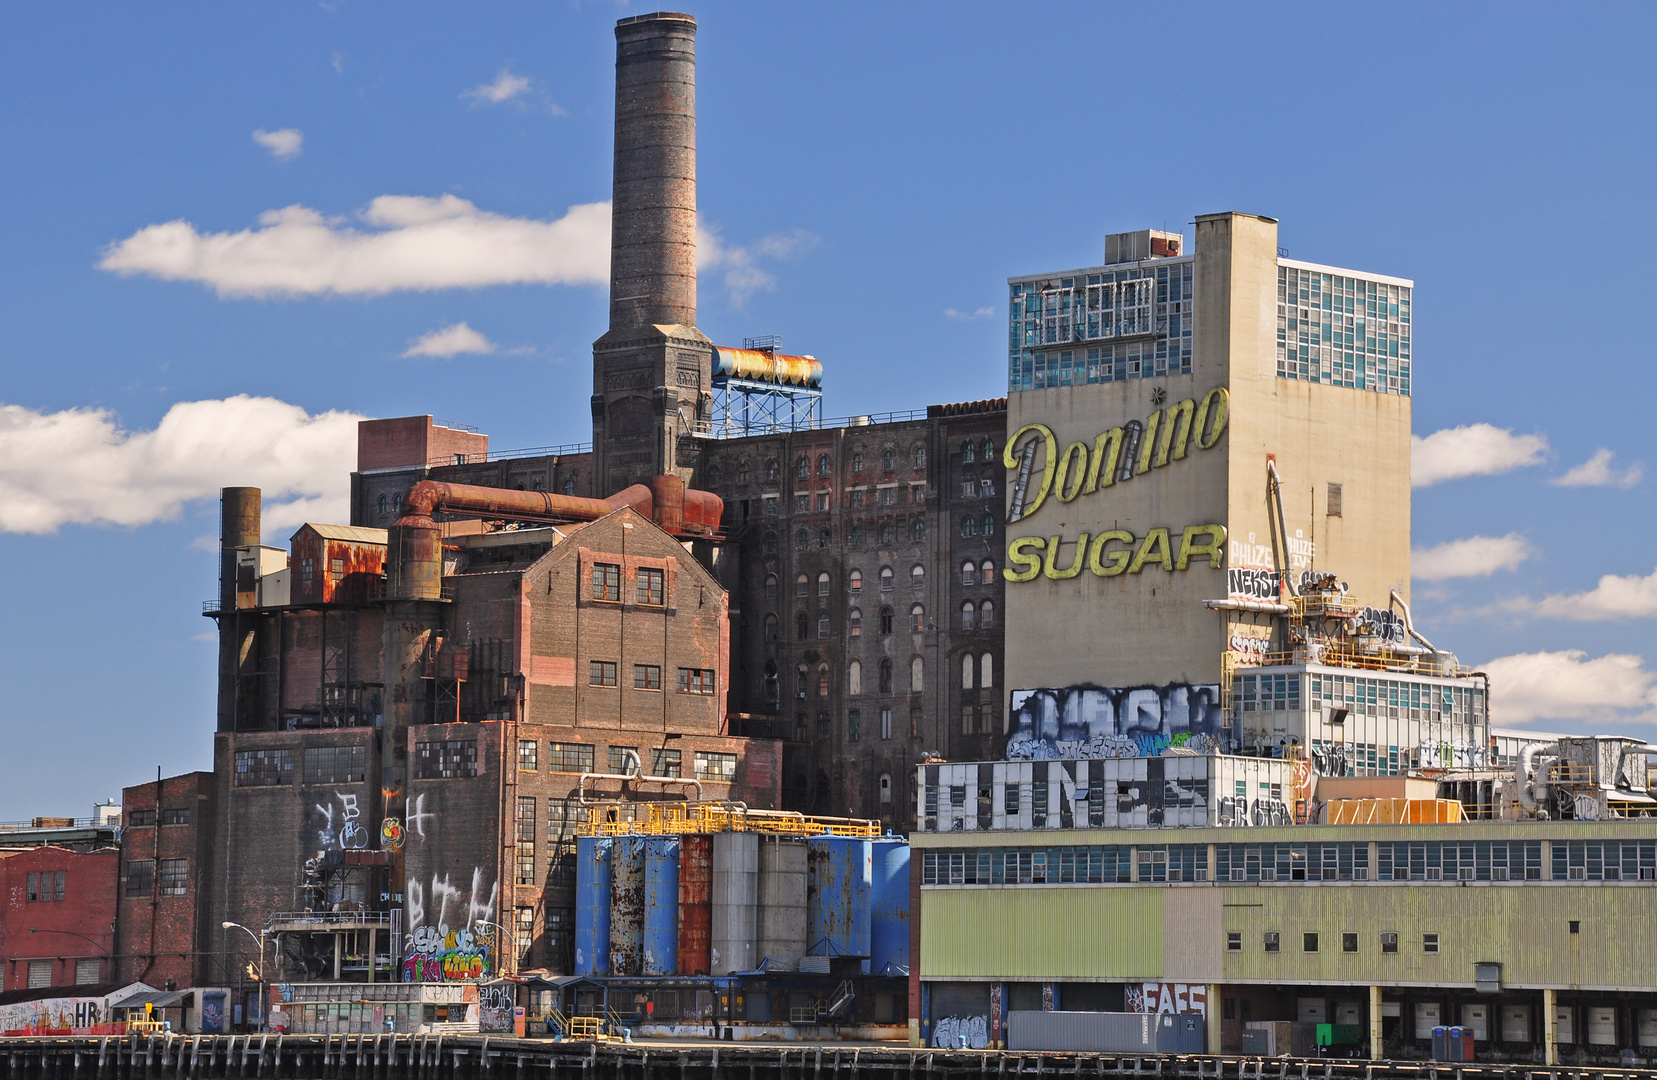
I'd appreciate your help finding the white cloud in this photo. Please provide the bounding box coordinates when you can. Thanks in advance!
[1411,423,1548,487]
[252,128,304,160]
[1522,566,1657,621]
[463,68,533,106]
[403,322,497,358]
[1551,448,1644,489]
[0,395,361,538]
[1411,533,1531,581]
[1483,649,1657,727]
[945,307,995,320]
[697,226,819,305]
[99,195,610,298]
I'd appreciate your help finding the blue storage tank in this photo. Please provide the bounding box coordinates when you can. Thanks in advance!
[643,836,680,975]
[610,835,647,975]
[806,836,872,967]
[869,837,910,975]
[574,837,612,975]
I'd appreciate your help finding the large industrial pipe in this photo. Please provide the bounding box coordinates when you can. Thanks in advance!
[219,486,261,610]
[610,12,698,332]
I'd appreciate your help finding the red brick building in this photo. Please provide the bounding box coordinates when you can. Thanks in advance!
[0,845,119,991]
[113,772,216,990]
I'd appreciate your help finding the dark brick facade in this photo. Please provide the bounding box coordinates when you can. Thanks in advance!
[114,772,216,990]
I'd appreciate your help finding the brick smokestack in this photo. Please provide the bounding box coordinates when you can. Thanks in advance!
[610,12,698,332]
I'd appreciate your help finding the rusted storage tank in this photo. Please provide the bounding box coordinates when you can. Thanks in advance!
[869,837,910,975]
[643,836,680,975]
[806,837,873,967]
[575,837,612,975]
[677,833,713,976]
[756,837,808,966]
[610,835,646,975]
[710,831,757,974]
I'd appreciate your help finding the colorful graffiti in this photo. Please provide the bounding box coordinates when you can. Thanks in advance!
[380,817,404,849]
[1007,685,1226,760]
[403,867,498,983]
[932,1014,990,1049]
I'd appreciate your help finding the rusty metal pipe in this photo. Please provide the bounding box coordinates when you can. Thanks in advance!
[394,478,721,537]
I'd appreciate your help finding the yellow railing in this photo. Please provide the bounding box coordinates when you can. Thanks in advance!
[565,1016,609,1041]
[577,801,882,838]
[1234,647,1471,679]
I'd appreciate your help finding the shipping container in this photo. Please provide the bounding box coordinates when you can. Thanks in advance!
[1007,1010,1203,1053]
[574,837,611,975]
[643,836,680,975]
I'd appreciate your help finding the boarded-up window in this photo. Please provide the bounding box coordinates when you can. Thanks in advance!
[1327,482,1343,517]
[27,961,50,989]
[74,959,100,984]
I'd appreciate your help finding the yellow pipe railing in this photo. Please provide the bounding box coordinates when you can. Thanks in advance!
[576,801,882,838]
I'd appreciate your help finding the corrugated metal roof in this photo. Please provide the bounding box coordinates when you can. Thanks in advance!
[294,523,389,544]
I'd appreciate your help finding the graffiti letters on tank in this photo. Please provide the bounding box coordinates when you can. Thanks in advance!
[1007,685,1225,760]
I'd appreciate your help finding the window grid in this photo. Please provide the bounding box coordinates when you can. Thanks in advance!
[548,743,596,773]
[304,745,367,784]
[1009,262,1195,391]
[1275,265,1411,397]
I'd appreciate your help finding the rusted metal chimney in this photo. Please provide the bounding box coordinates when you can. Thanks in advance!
[218,487,260,611]
[609,12,698,332]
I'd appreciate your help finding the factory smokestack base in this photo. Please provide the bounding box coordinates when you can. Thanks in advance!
[592,11,711,493]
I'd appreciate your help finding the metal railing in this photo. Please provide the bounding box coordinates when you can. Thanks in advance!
[1236,647,1472,679]
[429,441,594,468]
[577,801,882,838]
[0,817,108,831]
[265,910,396,929]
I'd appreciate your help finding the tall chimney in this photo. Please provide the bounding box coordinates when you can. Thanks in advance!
[219,486,260,611]
[610,12,698,332]
[591,12,711,494]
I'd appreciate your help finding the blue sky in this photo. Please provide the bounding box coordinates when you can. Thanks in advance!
[2,2,1654,818]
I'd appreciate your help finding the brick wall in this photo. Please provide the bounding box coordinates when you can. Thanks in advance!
[115,772,215,989]
[0,846,119,991]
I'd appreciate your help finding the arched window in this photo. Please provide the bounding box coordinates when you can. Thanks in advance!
[962,654,974,690]
[980,559,995,584]
[850,452,863,475]
[879,566,894,592]
[563,479,577,496]
[910,604,926,632]
[763,531,778,553]
[913,446,926,468]
[795,530,809,551]
[979,599,994,629]
[848,709,861,742]
[911,564,926,590]
[817,454,832,477]
[795,612,808,640]
[961,561,976,585]
[962,440,976,463]
[795,456,809,480]
[817,664,830,697]
[849,569,863,593]
[961,601,976,630]
[764,574,778,599]
[878,773,892,805]
[848,659,862,695]
[763,661,778,705]
[849,607,862,636]
[912,520,926,542]
[878,522,894,546]
[878,658,893,694]
[819,528,831,548]
[879,606,894,634]
[377,494,388,515]
[764,613,778,641]
[817,610,830,639]
[796,664,809,699]
[981,514,994,536]
[881,448,895,473]
[796,573,809,597]
[962,517,978,538]
[849,525,864,548]
[980,652,994,689]
[982,439,995,460]
[765,459,779,482]
[910,656,924,692]
[707,463,722,485]
[736,461,752,485]
[817,572,830,596]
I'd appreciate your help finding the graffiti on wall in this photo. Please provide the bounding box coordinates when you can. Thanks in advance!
[1229,625,1272,662]
[0,995,116,1037]
[1007,685,1226,760]
[1215,795,1294,827]
[932,1014,990,1050]
[478,981,516,1033]
[307,792,371,851]
[1127,983,1207,1018]
[403,867,498,982]
[1354,606,1408,646]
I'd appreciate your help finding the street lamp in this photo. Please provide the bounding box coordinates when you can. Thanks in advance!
[473,920,518,977]
[27,927,112,982]
[222,921,270,1031]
